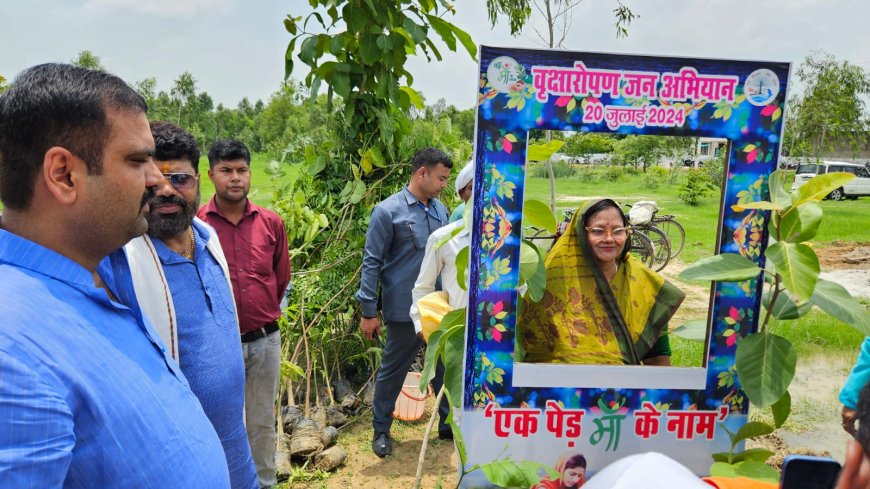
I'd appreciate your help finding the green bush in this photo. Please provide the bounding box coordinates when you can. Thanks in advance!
[704,154,726,189]
[624,166,640,176]
[642,166,669,190]
[531,160,577,179]
[679,168,716,205]
[603,165,624,182]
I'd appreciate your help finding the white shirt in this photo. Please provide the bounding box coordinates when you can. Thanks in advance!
[410,220,471,333]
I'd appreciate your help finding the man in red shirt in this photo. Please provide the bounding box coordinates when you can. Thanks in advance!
[198,140,291,489]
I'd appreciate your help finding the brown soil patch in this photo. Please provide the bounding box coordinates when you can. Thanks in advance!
[660,258,712,326]
[815,241,870,270]
[282,401,458,489]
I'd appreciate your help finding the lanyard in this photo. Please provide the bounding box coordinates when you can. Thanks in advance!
[415,201,444,225]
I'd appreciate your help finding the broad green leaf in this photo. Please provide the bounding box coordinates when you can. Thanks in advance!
[399,86,424,109]
[733,449,776,464]
[792,172,855,206]
[307,156,326,176]
[523,199,557,234]
[771,391,791,428]
[521,239,547,302]
[732,421,775,446]
[713,449,776,464]
[735,332,796,408]
[762,288,812,320]
[765,242,819,302]
[670,319,707,342]
[425,15,456,51]
[527,140,564,162]
[710,461,779,482]
[678,253,761,282]
[331,70,351,98]
[402,18,427,43]
[768,169,791,208]
[779,203,822,242]
[810,278,870,335]
[455,245,469,292]
[736,461,781,482]
[733,200,783,211]
[481,460,558,488]
[519,240,540,282]
[359,34,380,64]
[441,307,466,330]
[443,325,466,408]
[299,36,318,65]
[348,179,366,204]
[419,328,447,390]
[360,147,385,175]
[448,22,477,59]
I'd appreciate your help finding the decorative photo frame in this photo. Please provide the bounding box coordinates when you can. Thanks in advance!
[461,45,790,484]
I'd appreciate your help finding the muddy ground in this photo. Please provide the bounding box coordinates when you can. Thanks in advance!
[282,242,870,488]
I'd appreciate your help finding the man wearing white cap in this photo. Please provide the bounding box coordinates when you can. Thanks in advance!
[449,161,475,223]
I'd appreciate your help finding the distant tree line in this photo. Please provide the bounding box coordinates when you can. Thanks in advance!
[65,50,474,161]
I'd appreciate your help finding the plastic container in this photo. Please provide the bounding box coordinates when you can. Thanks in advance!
[393,371,430,421]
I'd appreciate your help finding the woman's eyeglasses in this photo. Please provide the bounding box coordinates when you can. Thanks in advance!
[162,173,197,191]
[585,226,631,239]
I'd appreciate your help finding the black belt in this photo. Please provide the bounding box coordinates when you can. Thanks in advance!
[241,321,279,343]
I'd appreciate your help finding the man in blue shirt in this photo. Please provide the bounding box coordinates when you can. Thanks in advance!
[123,121,258,489]
[0,64,230,487]
[356,147,453,457]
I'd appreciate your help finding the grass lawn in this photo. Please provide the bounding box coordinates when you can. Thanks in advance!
[522,164,870,366]
[522,163,870,263]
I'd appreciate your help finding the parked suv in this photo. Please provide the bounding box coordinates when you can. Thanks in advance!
[791,161,870,201]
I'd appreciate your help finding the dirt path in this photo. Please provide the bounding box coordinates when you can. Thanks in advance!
[284,404,458,489]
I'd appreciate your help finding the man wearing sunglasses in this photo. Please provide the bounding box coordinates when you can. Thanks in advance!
[123,122,258,489]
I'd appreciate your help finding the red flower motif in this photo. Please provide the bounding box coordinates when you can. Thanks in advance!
[502,138,513,153]
[760,104,777,116]
[492,328,503,342]
[492,301,504,315]
[554,96,572,107]
[747,150,758,163]
[726,334,738,347]
[729,307,740,321]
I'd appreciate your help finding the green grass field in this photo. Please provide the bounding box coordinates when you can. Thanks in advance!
[522,163,870,264]
[521,163,870,366]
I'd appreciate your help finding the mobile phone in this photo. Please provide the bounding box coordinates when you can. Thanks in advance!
[780,455,842,489]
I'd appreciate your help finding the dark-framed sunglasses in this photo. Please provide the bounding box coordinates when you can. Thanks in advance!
[162,173,197,191]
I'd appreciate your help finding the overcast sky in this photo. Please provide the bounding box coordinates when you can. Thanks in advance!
[2,0,869,110]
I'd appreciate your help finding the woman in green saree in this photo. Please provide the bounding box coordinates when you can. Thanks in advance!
[521,199,684,366]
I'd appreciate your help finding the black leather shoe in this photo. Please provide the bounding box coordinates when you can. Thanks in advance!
[372,431,392,457]
[438,430,453,441]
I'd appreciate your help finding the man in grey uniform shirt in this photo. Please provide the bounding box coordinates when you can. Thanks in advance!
[356,147,453,457]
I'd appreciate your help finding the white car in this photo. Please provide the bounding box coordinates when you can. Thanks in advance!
[791,161,870,201]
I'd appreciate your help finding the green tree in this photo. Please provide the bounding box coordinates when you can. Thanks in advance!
[71,50,105,71]
[563,132,614,161]
[611,135,668,171]
[0,74,8,94]
[170,71,198,126]
[784,51,870,158]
